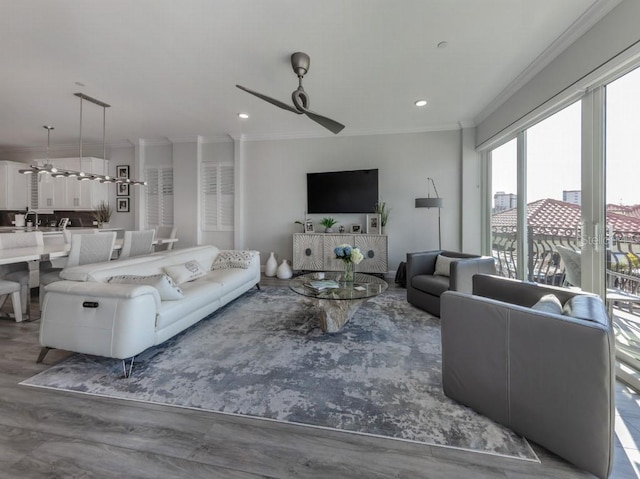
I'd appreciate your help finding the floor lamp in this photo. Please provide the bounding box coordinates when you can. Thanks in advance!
[415,177,443,249]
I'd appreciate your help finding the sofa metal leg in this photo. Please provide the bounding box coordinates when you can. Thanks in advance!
[36,347,52,364]
[122,357,135,378]
[256,283,261,290]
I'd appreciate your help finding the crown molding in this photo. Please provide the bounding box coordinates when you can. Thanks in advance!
[0,139,134,155]
[167,135,232,144]
[237,122,467,142]
[474,0,622,125]
[137,138,172,147]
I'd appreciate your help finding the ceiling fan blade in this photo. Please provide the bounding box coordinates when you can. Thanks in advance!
[304,110,345,134]
[236,85,299,114]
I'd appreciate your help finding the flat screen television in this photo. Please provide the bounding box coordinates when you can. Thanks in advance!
[307,168,378,214]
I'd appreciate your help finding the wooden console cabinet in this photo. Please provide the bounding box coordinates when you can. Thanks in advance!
[293,233,388,274]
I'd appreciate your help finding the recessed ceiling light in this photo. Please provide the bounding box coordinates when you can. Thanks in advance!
[415,100,428,107]
[238,113,249,119]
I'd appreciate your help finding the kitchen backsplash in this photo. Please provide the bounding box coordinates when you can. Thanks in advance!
[0,210,100,228]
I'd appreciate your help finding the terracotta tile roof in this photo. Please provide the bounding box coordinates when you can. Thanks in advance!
[492,198,640,234]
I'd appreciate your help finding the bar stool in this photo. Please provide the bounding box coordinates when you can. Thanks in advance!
[0,279,23,322]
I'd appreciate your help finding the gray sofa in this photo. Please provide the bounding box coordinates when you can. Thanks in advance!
[406,250,496,316]
[440,274,615,479]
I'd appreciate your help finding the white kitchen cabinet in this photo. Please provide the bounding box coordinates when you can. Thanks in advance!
[31,157,109,210]
[0,161,29,210]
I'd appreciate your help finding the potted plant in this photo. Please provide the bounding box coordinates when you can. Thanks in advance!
[93,201,113,227]
[320,217,338,233]
[374,201,390,234]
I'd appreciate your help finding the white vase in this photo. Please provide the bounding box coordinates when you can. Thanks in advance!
[265,252,278,277]
[276,259,293,279]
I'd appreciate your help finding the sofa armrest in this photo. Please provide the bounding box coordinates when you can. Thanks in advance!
[449,257,496,294]
[406,250,442,281]
[441,290,615,479]
[41,281,161,359]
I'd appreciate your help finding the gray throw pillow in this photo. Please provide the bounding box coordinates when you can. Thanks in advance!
[562,295,605,323]
[531,294,563,315]
[107,273,184,300]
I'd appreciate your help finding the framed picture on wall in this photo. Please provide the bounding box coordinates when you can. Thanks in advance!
[117,182,129,196]
[366,214,381,234]
[116,165,130,179]
[117,197,130,212]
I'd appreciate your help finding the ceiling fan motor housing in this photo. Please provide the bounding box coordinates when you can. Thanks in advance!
[291,52,310,77]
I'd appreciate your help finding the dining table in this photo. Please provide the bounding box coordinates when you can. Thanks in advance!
[0,236,177,320]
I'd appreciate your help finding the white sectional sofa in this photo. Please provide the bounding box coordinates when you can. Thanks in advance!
[38,245,260,375]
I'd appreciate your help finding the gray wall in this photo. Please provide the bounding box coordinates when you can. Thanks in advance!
[477,0,640,146]
[136,130,463,272]
[242,130,462,273]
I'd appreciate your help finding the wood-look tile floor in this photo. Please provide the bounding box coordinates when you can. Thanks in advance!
[0,276,638,478]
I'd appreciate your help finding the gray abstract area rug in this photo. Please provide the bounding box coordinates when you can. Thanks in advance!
[22,286,537,461]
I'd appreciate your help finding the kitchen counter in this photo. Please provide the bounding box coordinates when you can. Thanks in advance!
[0,226,123,235]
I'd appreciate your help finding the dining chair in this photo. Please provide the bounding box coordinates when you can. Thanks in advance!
[40,231,117,306]
[154,225,177,251]
[556,245,582,288]
[119,229,155,260]
[63,228,98,244]
[0,279,23,322]
[0,231,44,317]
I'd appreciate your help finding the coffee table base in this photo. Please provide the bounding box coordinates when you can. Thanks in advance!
[306,297,365,333]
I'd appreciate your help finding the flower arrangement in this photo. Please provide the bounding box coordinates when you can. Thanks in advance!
[334,243,363,283]
[334,244,364,264]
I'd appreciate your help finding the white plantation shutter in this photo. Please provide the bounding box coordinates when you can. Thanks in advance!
[29,175,38,210]
[202,162,234,231]
[145,167,173,228]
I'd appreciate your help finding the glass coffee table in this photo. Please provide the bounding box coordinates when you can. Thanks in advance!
[289,272,388,333]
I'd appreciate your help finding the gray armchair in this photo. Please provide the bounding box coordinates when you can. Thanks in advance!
[406,250,496,316]
[441,274,615,479]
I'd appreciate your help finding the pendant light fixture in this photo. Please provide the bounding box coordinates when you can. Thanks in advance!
[19,125,59,175]
[20,93,146,186]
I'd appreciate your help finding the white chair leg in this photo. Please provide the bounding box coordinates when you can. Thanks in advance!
[11,290,22,322]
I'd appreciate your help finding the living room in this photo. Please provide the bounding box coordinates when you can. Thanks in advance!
[1,1,640,478]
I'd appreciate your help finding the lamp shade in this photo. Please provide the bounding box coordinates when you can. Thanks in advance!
[415,197,443,208]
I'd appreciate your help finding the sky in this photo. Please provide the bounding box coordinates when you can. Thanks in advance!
[491,66,640,207]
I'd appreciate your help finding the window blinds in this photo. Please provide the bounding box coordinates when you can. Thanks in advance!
[201,162,234,231]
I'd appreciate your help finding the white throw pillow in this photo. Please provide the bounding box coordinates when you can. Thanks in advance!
[211,250,257,270]
[107,274,184,300]
[164,260,207,284]
[434,255,458,277]
[531,294,563,315]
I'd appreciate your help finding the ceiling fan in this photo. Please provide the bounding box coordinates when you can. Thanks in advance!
[236,52,345,134]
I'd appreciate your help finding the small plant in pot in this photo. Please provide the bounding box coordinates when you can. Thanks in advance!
[320,217,338,233]
[374,201,390,233]
[93,201,113,227]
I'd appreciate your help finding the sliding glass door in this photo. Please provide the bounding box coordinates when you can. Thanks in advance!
[489,103,583,285]
[605,66,640,387]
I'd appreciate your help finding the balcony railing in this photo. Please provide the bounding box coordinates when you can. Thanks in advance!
[492,225,640,290]
[492,225,640,390]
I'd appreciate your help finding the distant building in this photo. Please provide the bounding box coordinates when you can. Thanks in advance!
[563,190,581,205]
[494,191,517,212]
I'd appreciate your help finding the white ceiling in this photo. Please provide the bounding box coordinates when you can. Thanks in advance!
[0,0,619,151]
